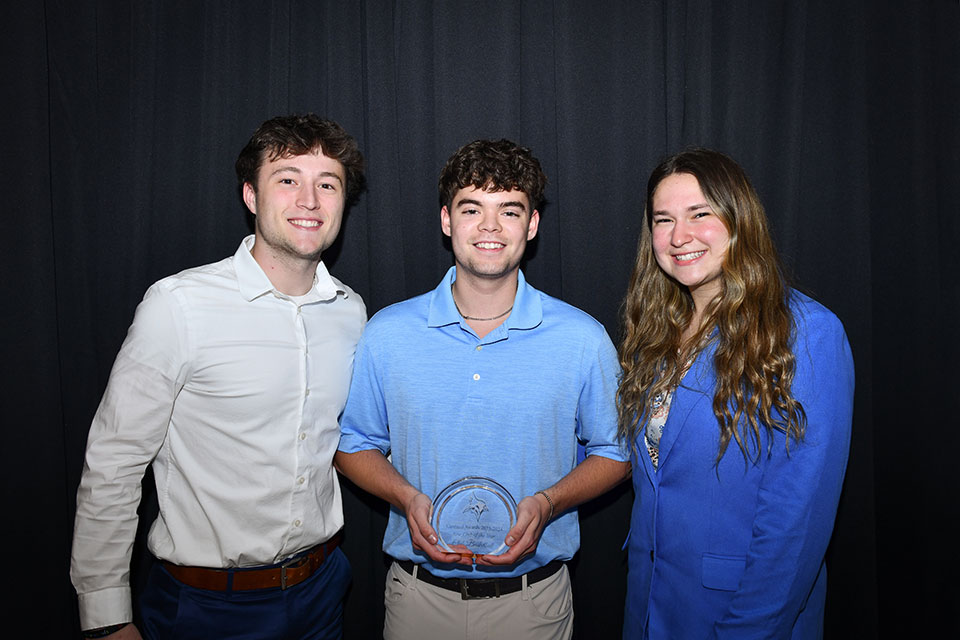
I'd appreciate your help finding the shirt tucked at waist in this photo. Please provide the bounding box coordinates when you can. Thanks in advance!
[70,235,365,629]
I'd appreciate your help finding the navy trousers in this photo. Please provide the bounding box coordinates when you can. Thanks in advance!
[140,548,351,640]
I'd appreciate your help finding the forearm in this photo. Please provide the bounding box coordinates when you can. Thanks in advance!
[335,448,469,564]
[478,454,630,566]
[334,449,421,511]
[71,456,144,628]
[537,454,631,517]
[72,405,163,628]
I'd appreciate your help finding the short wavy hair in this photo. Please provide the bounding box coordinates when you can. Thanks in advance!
[438,139,546,211]
[235,114,365,203]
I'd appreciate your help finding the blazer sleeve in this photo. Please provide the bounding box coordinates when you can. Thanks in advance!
[713,304,855,638]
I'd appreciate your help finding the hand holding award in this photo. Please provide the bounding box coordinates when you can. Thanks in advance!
[430,476,519,559]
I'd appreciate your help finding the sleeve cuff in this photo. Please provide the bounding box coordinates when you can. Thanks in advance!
[78,586,132,631]
[583,444,631,463]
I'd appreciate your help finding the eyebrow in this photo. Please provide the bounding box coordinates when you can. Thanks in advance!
[269,166,344,186]
[455,198,528,211]
[652,202,711,216]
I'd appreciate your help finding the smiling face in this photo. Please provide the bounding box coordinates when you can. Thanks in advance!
[243,150,347,273]
[440,186,539,284]
[651,172,730,309]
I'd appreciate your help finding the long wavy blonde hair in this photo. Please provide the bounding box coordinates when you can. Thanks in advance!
[617,148,805,463]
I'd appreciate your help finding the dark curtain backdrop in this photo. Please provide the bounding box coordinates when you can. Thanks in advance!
[3,1,957,638]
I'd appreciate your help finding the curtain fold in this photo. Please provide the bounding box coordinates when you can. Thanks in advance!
[4,1,957,636]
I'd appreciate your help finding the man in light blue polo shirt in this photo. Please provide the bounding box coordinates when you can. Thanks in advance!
[335,139,630,640]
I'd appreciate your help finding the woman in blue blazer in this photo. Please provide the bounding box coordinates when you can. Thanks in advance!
[617,148,854,639]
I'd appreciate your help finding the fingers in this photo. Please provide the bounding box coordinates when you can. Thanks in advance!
[476,495,546,566]
[447,543,479,566]
[405,492,473,565]
[417,541,470,565]
[476,529,536,565]
[402,491,553,568]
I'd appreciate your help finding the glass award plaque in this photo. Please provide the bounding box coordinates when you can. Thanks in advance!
[431,476,519,556]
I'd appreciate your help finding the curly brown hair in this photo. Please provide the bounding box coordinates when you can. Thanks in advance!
[617,148,805,463]
[438,139,546,210]
[235,114,365,203]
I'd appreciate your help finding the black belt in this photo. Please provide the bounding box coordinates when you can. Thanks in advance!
[396,559,564,600]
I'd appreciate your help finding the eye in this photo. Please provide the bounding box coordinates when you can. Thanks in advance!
[693,211,712,219]
[652,216,672,225]
[319,182,338,191]
[502,210,520,217]
[462,208,480,215]
[279,178,296,185]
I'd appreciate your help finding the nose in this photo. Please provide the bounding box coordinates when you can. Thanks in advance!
[670,219,692,246]
[478,210,501,232]
[297,184,320,210]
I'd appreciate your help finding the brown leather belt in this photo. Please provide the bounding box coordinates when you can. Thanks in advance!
[397,558,564,600]
[161,532,342,591]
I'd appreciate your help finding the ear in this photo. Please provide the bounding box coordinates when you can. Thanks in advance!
[440,205,452,237]
[242,182,257,215]
[526,210,540,241]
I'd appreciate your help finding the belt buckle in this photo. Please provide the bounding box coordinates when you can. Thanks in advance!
[280,555,307,590]
[458,578,500,600]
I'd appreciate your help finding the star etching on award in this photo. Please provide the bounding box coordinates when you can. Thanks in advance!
[464,492,488,522]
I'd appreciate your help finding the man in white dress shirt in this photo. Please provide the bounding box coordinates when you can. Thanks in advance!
[70,114,366,640]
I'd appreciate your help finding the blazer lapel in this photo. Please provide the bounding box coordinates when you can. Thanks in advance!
[655,346,715,470]
[634,432,657,488]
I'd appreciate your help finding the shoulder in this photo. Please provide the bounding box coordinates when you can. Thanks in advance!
[537,290,611,340]
[150,254,237,297]
[527,290,617,369]
[787,289,846,338]
[126,256,237,335]
[787,289,853,368]
[361,291,432,340]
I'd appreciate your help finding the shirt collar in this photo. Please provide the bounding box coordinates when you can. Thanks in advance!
[427,266,542,331]
[234,235,343,303]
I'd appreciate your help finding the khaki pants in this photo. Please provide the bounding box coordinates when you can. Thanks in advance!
[383,561,574,640]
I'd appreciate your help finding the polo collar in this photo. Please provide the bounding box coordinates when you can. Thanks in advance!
[427,266,542,331]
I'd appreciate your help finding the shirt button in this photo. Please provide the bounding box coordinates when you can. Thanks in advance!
[298,477,305,485]
[475,345,482,351]
[294,519,302,527]
[472,373,480,381]
[299,432,307,441]
[305,389,310,397]
[650,550,654,562]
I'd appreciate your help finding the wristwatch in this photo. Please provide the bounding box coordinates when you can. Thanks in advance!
[81,622,128,638]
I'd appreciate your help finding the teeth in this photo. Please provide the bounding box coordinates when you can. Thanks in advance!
[675,250,705,261]
[476,242,504,249]
[291,220,320,228]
